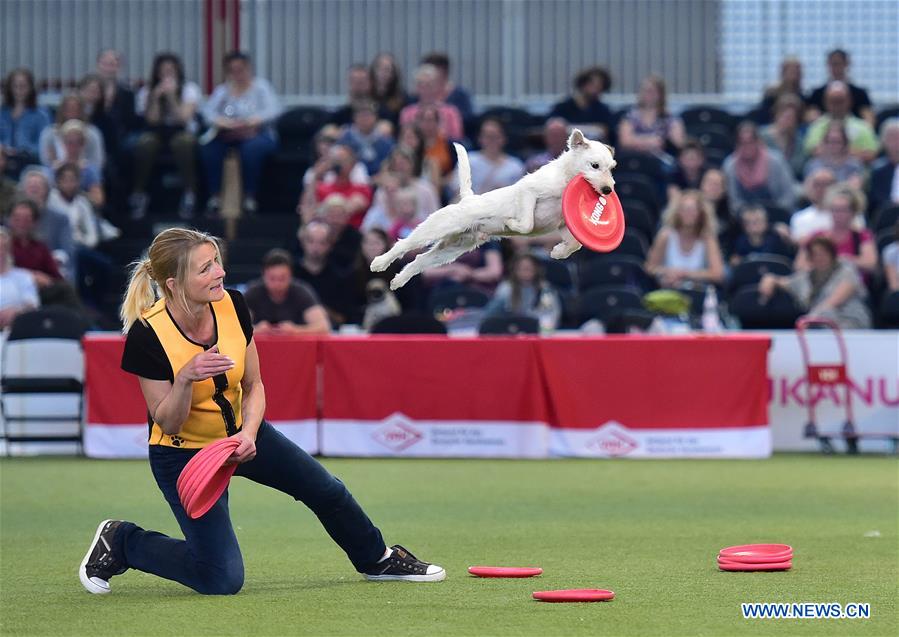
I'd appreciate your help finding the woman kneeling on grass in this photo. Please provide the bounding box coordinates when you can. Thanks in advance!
[79,227,444,595]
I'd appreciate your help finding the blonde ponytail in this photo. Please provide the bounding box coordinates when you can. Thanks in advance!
[120,259,158,333]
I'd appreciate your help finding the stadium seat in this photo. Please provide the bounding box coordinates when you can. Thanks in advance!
[879,291,899,328]
[277,106,332,153]
[728,254,793,294]
[610,228,650,260]
[478,314,540,335]
[681,106,737,134]
[370,313,447,334]
[614,178,662,216]
[428,285,490,314]
[876,228,895,253]
[614,150,665,181]
[729,284,802,329]
[477,106,542,155]
[742,105,771,126]
[537,257,574,291]
[578,255,655,292]
[691,123,735,155]
[0,307,89,455]
[577,284,645,325]
[621,201,658,241]
[873,205,899,233]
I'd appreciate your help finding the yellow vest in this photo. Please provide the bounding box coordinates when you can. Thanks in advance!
[143,293,246,448]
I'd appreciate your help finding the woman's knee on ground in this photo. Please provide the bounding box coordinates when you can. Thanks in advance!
[194,558,244,595]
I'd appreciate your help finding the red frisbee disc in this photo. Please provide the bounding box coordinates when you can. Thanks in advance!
[177,438,241,519]
[183,444,239,513]
[468,566,543,578]
[718,560,792,572]
[718,551,792,563]
[561,175,626,253]
[719,544,792,559]
[533,589,615,603]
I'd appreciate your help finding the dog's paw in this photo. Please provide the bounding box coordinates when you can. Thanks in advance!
[389,275,406,290]
[370,254,390,272]
[550,243,572,259]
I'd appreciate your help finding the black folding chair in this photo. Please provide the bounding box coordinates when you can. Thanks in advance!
[729,285,802,329]
[1,307,90,455]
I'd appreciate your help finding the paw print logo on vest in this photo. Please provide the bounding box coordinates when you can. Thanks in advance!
[170,435,185,447]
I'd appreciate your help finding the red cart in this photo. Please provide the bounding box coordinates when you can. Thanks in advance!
[795,317,858,454]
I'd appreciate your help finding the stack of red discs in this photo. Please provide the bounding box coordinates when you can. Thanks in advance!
[718,544,793,571]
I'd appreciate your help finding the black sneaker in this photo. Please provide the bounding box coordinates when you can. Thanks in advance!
[363,545,446,582]
[79,520,127,594]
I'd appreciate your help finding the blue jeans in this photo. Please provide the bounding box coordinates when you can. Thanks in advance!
[115,421,386,595]
[200,131,276,197]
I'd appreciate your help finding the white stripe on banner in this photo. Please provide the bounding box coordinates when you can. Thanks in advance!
[321,414,550,458]
[550,422,772,459]
[83,420,319,458]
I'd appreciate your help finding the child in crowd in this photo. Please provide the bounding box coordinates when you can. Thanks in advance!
[730,205,792,266]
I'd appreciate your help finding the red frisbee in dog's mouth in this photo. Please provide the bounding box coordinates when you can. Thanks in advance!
[562,175,626,253]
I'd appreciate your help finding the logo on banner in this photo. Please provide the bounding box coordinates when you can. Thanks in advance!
[372,413,423,452]
[585,421,638,457]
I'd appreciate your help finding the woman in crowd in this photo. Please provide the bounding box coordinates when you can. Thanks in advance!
[0,226,40,329]
[617,74,686,162]
[464,118,525,196]
[798,185,877,279]
[803,121,865,190]
[363,147,440,233]
[760,235,870,328]
[645,190,725,289]
[201,51,280,216]
[0,68,50,172]
[414,105,456,195]
[760,94,807,177]
[131,52,203,219]
[483,254,561,330]
[369,53,408,127]
[38,93,106,174]
[722,121,797,212]
[758,57,806,120]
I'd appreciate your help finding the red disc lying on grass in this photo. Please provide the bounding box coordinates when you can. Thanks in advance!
[177,438,241,519]
[468,566,543,578]
[532,589,615,602]
[718,560,792,572]
[561,175,626,253]
[719,544,792,558]
[718,550,792,563]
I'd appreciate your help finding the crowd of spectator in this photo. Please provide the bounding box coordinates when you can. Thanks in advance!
[2,46,899,333]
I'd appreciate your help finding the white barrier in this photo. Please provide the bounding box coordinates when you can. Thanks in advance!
[766,331,899,452]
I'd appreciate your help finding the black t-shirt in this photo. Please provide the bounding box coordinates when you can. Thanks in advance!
[121,289,254,382]
[295,262,356,325]
[808,82,872,119]
[548,97,613,128]
[243,280,320,325]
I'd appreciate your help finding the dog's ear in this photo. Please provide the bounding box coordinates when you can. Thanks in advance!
[603,143,616,157]
[567,129,588,150]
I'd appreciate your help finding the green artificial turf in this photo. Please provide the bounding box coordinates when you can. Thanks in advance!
[1,455,896,637]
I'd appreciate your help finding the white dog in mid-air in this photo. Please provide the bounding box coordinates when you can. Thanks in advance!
[371,129,617,289]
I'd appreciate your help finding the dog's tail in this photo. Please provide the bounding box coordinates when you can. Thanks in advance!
[454,142,473,199]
